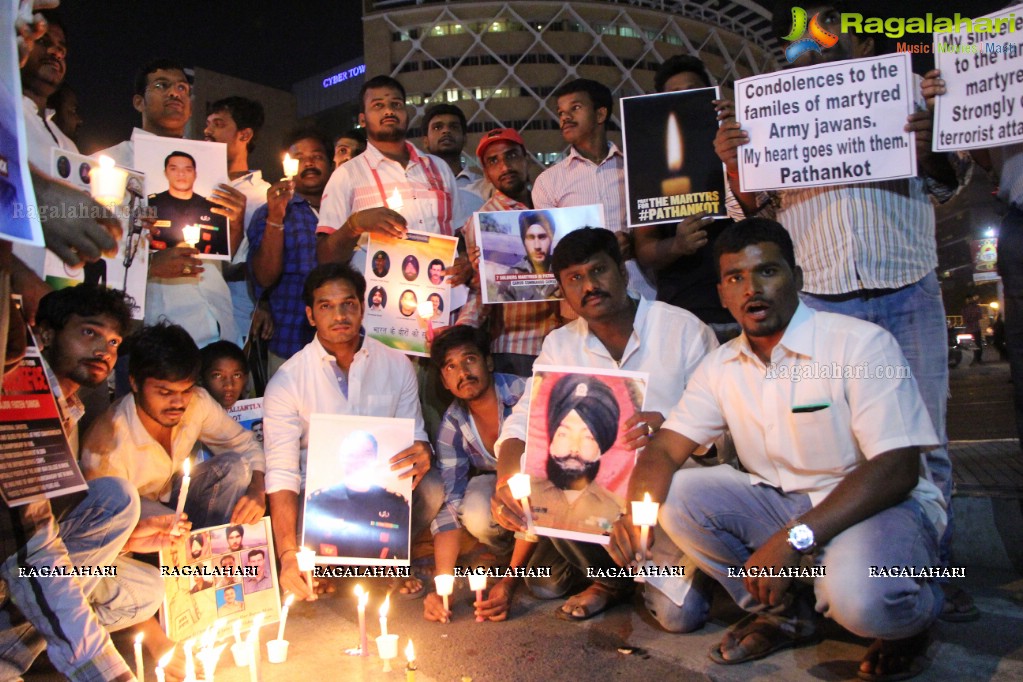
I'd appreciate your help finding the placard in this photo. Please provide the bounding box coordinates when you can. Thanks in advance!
[42,149,148,319]
[933,5,1023,151]
[303,414,413,566]
[0,326,87,506]
[227,398,263,444]
[474,204,602,304]
[522,366,648,544]
[621,87,726,226]
[159,517,280,642]
[363,230,458,356]
[735,53,916,192]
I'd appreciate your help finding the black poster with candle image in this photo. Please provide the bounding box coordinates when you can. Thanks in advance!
[621,86,727,228]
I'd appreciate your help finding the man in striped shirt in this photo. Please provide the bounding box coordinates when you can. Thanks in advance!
[458,128,560,377]
[715,1,968,621]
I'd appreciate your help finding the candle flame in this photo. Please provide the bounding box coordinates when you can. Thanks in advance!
[157,648,175,669]
[182,458,190,478]
[379,595,390,618]
[355,584,369,606]
[182,224,201,248]
[98,154,115,169]
[282,153,299,178]
[386,187,404,211]
[417,301,434,319]
[135,632,144,645]
[644,492,651,504]
[405,639,415,662]
[666,112,684,173]
[283,594,295,609]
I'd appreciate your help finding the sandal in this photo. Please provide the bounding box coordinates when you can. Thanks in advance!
[857,631,931,681]
[391,573,426,600]
[938,584,979,622]
[554,582,632,621]
[708,613,821,665]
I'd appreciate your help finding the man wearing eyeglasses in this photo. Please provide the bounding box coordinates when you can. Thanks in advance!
[455,128,560,377]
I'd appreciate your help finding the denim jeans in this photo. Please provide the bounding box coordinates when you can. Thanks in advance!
[164,452,253,528]
[661,465,943,640]
[456,474,514,556]
[802,271,953,565]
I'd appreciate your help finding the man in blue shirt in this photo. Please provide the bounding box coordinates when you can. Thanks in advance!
[248,128,334,377]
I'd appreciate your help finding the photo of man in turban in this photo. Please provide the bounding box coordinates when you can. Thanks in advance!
[497,211,561,302]
[531,374,626,538]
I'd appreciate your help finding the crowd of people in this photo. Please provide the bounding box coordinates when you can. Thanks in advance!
[4,1,1021,681]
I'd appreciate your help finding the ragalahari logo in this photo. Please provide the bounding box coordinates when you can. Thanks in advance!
[782,7,840,63]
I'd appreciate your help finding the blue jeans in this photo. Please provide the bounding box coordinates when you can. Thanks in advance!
[162,452,253,528]
[661,465,943,640]
[455,474,513,555]
[802,272,952,564]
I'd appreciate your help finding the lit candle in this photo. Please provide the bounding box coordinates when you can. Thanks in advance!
[378,595,390,637]
[417,300,436,344]
[296,547,316,592]
[507,473,535,534]
[182,224,202,248]
[355,584,369,656]
[155,648,174,682]
[276,594,294,642]
[175,459,191,517]
[631,492,660,562]
[247,613,264,682]
[661,112,691,197]
[89,154,129,207]
[376,633,399,673]
[197,643,226,682]
[434,574,455,613]
[184,638,196,682]
[282,153,299,179]
[386,187,404,212]
[467,573,487,623]
[133,633,144,682]
[405,639,416,682]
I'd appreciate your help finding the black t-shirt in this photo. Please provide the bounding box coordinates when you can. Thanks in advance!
[654,219,735,325]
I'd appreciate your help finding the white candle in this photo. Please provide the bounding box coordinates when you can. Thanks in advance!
[467,573,487,623]
[296,547,315,591]
[376,634,399,673]
[89,155,128,207]
[155,648,174,682]
[282,153,299,179]
[133,633,144,682]
[246,613,264,682]
[276,594,294,641]
[507,473,535,533]
[355,584,368,656]
[378,595,390,637]
[197,644,226,682]
[386,187,404,211]
[184,638,196,682]
[175,459,191,516]
[631,493,660,562]
[182,224,201,248]
[434,574,454,613]
[232,620,243,644]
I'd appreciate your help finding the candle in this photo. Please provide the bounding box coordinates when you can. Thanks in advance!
[282,153,299,179]
[197,644,226,682]
[232,620,243,644]
[355,584,369,656]
[417,301,436,344]
[247,613,264,682]
[184,638,196,682]
[631,492,660,562]
[296,546,315,591]
[376,634,399,673]
[155,648,174,682]
[378,595,390,637]
[467,573,487,623]
[89,155,129,207]
[276,594,294,642]
[507,473,535,533]
[661,113,691,197]
[175,459,191,517]
[386,187,403,212]
[133,633,144,682]
[405,639,416,682]
[182,224,202,248]
[434,574,454,613]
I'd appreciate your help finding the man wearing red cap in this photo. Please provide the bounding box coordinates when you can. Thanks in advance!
[456,129,560,377]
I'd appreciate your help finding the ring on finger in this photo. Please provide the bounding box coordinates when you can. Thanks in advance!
[182,265,192,274]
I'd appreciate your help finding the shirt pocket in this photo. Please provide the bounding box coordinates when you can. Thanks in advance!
[789,407,840,473]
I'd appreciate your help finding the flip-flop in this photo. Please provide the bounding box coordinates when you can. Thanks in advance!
[708,613,821,665]
[938,584,979,622]
[391,573,426,600]
[554,582,631,621]
[857,632,931,682]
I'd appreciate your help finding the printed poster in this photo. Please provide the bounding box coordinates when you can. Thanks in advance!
[734,52,917,192]
[0,0,43,246]
[522,366,648,545]
[475,204,603,304]
[303,414,413,566]
[159,517,280,643]
[227,398,263,444]
[0,326,87,506]
[133,134,232,260]
[621,87,726,227]
[933,5,1023,151]
[43,149,148,320]
[364,230,458,356]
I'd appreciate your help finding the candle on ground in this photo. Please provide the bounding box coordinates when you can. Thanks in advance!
[379,594,390,637]
[467,572,487,623]
[355,584,369,656]
[296,547,316,591]
[276,594,295,641]
[405,639,416,682]
[434,574,455,613]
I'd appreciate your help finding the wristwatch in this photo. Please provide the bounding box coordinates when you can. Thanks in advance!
[786,523,817,555]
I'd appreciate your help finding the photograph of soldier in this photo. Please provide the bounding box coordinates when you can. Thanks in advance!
[427,258,445,285]
[303,430,411,563]
[147,151,229,257]
[216,584,245,615]
[371,250,390,278]
[402,254,420,281]
[368,286,387,311]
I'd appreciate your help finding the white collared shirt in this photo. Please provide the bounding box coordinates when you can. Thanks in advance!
[496,297,717,451]
[80,387,264,503]
[532,142,626,232]
[262,334,428,494]
[22,94,78,171]
[663,302,946,531]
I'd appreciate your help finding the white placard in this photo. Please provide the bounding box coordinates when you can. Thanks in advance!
[735,53,916,192]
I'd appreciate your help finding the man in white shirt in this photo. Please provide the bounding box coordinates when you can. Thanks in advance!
[263,263,443,599]
[608,218,944,680]
[493,228,717,622]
